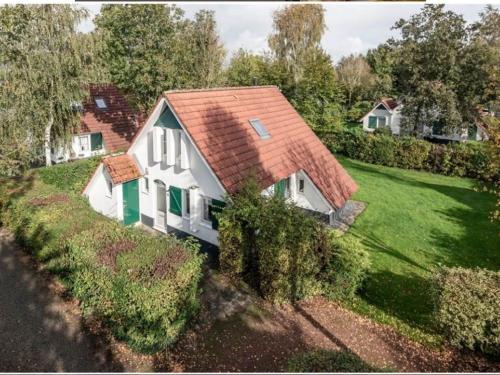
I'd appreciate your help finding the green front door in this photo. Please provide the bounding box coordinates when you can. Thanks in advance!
[123,179,140,225]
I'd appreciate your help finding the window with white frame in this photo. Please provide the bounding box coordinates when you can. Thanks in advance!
[284,177,291,198]
[105,179,112,197]
[183,189,190,218]
[201,197,211,223]
[79,136,89,152]
[143,177,149,194]
[162,129,168,159]
[298,177,305,193]
[378,116,387,127]
[175,130,181,166]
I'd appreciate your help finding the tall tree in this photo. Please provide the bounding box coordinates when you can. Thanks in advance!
[181,10,226,88]
[268,4,326,84]
[95,5,185,110]
[470,6,500,112]
[288,48,344,130]
[0,5,94,169]
[391,5,492,136]
[224,49,287,87]
[225,49,269,86]
[366,43,398,99]
[336,54,375,107]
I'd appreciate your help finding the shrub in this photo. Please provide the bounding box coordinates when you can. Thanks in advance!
[322,128,493,180]
[218,178,368,304]
[321,233,370,301]
[369,134,396,166]
[288,349,384,372]
[1,171,204,353]
[396,137,432,170]
[433,267,500,357]
[38,156,102,193]
[69,224,203,353]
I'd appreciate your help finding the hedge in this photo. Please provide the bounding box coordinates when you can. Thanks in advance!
[320,128,496,180]
[0,165,204,353]
[433,267,500,358]
[218,178,369,304]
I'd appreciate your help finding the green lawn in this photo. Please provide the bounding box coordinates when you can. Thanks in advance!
[338,157,499,346]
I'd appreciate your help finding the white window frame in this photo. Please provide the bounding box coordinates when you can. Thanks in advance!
[105,179,112,198]
[377,116,387,127]
[298,177,305,194]
[142,177,149,194]
[79,135,89,152]
[183,188,190,219]
[201,196,212,226]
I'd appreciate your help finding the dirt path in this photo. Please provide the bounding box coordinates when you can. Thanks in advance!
[0,229,123,372]
[165,279,498,372]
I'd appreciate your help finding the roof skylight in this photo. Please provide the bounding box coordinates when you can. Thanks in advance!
[249,118,270,139]
[95,97,107,109]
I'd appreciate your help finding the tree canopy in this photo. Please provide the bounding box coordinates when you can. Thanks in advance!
[0,5,96,171]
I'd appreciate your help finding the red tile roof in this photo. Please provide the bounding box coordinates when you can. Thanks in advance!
[380,97,399,110]
[165,86,357,209]
[103,154,142,184]
[78,84,141,153]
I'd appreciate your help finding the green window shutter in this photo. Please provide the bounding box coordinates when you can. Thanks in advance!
[274,180,286,198]
[368,116,377,129]
[209,199,225,230]
[169,186,182,216]
[90,133,103,151]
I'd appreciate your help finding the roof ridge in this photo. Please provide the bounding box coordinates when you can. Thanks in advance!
[163,86,279,95]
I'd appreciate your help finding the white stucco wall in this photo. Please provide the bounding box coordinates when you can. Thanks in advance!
[262,170,332,215]
[362,105,402,135]
[84,164,120,219]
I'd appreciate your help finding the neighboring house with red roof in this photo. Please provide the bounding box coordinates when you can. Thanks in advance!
[360,98,489,142]
[83,86,358,246]
[51,84,142,163]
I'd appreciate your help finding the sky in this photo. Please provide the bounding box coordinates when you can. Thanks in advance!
[79,3,492,62]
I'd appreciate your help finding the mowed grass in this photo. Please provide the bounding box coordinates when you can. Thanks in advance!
[338,157,499,346]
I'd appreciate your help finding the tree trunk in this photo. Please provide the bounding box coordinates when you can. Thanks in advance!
[44,116,53,167]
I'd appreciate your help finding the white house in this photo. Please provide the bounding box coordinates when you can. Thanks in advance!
[83,86,358,246]
[360,98,489,142]
[51,84,142,163]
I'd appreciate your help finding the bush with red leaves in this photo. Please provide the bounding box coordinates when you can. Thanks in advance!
[98,239,136,271]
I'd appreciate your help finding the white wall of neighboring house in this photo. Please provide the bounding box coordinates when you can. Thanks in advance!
[85,164,122,219]
[51,133,105,164]
[362,105,402,135]
[84,98,339,246]
[362,102,489,142]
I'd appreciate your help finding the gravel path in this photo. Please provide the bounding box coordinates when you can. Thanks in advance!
[0,229,122,372]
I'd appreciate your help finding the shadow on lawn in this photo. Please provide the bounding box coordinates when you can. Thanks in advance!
[362,269,437,331]
[341,159,499,330]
